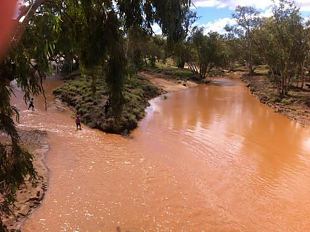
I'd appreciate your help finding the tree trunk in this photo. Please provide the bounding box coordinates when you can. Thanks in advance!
[177,61,185,69]
[300,64,306,89]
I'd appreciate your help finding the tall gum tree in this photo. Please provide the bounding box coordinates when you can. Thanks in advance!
[231,6,261,75]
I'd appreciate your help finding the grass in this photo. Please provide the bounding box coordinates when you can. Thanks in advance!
[53,75,162,134]
[144,64,195,81]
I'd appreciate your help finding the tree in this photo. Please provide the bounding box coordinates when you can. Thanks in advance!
[187,29,225,79]
[221,33,243,71]
[174,41,192,68]
[231,6,261,75]
[127,26,148,74]
[171,10,197,69]
[253,0,308,96]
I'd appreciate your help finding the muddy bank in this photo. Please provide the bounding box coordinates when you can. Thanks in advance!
[241,74,310,126]
[2,130,49,231]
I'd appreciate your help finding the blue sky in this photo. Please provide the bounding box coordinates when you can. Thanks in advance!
[196,7,232,23]
[193,0,310,33]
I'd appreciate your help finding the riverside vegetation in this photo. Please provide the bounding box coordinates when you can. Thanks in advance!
[53,74,162,134]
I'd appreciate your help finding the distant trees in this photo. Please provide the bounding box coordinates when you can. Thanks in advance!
[218,0,310,96]
[252,0,310,95]
[187,29,225,79]
[228,6,261,75]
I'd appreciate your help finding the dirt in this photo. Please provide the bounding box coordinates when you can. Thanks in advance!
[0,130,49,231]
[139,71,198,92]
[241,73,310,126]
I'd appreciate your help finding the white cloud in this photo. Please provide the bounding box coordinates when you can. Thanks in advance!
[192,0,310,11]
[200,17,237,34]
[298,0,310,11]
[193,0,271,10]
[260,7,273,18]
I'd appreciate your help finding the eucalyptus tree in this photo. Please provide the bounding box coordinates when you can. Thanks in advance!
[187,29,225,79]
[231,6,261,75]
[221,33,243,71]
[253,0,308,95]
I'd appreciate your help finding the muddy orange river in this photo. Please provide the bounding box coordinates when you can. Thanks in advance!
[12,77,310,231]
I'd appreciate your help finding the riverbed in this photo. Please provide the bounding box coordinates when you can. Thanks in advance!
[14,77,310,231]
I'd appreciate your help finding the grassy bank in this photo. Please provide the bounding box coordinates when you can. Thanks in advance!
[241,73,310,126]
[53,75,162,134]
[144,66,195,81]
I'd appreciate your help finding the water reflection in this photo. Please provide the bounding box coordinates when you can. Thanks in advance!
[134,78,310,231]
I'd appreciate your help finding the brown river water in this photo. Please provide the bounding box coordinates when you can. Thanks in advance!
[11,77,310,231]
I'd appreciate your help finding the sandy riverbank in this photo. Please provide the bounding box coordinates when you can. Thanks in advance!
[139,71,198,92]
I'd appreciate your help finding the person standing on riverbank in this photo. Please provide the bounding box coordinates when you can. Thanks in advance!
[28,98,34,111]
[76,114,82,130]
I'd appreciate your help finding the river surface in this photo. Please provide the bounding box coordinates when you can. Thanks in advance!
[12,77,310,231]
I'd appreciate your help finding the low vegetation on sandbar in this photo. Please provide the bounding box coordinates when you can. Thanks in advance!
[53,75,161,134]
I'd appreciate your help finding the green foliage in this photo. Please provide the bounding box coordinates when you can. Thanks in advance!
[173,42,192,68]
[127,29,166,73]
[146,65,195,80]
[42,0,195,117]
[253,0,309,95]
[230,5,261,74]
[53,75,161,133]
[187,28,225,79]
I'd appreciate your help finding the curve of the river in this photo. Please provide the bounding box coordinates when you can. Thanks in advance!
[13,77,310,232]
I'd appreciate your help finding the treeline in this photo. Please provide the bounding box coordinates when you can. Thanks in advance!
[176,0,310,96]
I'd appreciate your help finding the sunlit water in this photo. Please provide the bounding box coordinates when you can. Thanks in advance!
[12,77,310,231]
